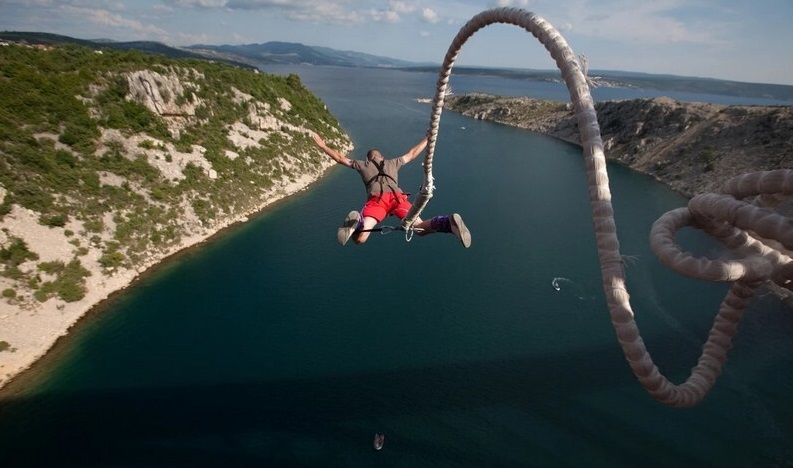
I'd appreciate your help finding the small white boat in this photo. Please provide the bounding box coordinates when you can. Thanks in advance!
[373,433,385,450]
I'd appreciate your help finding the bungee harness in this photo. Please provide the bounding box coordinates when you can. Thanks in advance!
[359,158,421,240]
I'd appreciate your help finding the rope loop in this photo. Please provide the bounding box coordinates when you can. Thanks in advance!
[416,7,792,407]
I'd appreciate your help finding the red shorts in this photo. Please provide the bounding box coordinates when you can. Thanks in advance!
[361,192,412,222]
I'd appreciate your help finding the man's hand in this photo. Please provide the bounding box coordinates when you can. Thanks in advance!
[311,132,326,148]
[311,131,353,167]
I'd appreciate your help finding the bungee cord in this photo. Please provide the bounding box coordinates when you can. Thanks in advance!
[405,7,792,407]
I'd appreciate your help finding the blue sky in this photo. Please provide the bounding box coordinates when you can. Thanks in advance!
[2,0,792,85]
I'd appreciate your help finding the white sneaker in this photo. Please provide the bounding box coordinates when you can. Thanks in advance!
[450,213,471,248]
[337,211,360,246]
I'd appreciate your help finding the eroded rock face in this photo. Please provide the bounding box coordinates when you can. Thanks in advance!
[126,69,200,117]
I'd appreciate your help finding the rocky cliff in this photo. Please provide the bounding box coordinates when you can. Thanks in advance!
[445,93,793,198]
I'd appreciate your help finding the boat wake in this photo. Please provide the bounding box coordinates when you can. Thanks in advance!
[374,433,385,450]
[551,277,593,300]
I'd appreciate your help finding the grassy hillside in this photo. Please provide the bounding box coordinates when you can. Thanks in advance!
[0,43,346,305]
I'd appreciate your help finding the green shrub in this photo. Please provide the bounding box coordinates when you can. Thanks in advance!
[81,173,101,193]
[0,237,39,268]
[0,341,11,352]
[0,201,11,217]
[59,121,99,153]
[27,275,41,289]
[38,260,65,275]
[55,150,77,168]
[33,258,90,302]
[57,279,86,302]
[83,218,104,233]
[2,288,16,299]
[34,287,50,302]
[138,139,162,150]
[11,182,53,212]
[40,213,68,227]
[99,251,125,269]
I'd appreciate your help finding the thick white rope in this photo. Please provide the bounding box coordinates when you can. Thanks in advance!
[406,7,793,407]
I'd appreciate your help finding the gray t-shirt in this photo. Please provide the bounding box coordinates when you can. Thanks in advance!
[351,157,406,196]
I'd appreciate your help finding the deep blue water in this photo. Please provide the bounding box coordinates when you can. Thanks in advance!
[0,65,791,467]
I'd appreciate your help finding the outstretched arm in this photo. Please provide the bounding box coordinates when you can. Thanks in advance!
[312,132,353,167]
[399,135,428,164]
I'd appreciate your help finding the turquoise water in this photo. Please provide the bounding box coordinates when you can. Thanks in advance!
[0,66,791,467]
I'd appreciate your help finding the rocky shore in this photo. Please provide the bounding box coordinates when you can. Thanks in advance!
[0,167,339,393]
[444,93,793,198]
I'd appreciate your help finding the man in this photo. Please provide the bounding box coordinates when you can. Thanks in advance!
[311,132,471,248]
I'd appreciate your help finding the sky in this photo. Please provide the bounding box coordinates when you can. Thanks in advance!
[1,0,792,86]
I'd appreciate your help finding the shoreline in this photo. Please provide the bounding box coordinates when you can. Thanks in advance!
[0,164,338,396]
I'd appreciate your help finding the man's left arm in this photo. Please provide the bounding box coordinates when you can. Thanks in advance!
[399,136,428,164]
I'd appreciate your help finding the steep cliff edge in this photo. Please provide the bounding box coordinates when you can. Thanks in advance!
[445,93,793,198]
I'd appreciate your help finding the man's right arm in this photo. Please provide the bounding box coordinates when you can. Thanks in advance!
[312,132,353,168]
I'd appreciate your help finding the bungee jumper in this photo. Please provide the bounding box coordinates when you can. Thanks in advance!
[311,131,471,248]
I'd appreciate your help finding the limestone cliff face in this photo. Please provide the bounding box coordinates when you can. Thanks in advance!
[126,69,201,118]
[445,94,793,198]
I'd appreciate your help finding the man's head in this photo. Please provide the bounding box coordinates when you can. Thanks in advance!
[366,148,383,162]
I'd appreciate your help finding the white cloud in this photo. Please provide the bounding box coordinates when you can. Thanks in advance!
[421,8,439,23]
[555,0,727,45]
[369,9,401,23]
[489,0,531,7]
[165,0,227,7]
[199,0,368,24]
[388,0,415,14]
[59,5,169,37]
[2,0,127,7]
[155,0,447,27]
[367,1,425,24]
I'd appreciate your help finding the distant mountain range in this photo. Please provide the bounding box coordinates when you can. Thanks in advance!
[0,31,257,69]
[185,41,429,68]
[0,31,422,68]
[2,31,792,101]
